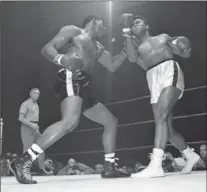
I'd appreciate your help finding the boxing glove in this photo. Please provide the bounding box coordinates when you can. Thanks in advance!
[172,36,191,52]
[120,13,134,37]
[53,52,84,73]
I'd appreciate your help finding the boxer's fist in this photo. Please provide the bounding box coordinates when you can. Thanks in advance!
[120,13,134,37]
[54,53,84,72]
[120,13,134,29]
[172,36,191,52]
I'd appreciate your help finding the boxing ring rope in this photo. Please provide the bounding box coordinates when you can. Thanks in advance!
[48,85,206,157]
[72,84,207,133]
[73,112,207,133]
[48,140,207,157]
[106,85,207,106]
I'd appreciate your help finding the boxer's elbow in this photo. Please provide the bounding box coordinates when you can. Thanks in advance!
[41,44,50,58]
[127,52,137,63]
[128,57,137,63]
[41,43,55,61]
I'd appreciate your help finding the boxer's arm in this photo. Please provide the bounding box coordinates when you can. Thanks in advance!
[97,46,127,72]
[57,165,70,175]
[125,36,139,63]
[41,25,81,62]
[167,35,191,58]
[77,163,96,174]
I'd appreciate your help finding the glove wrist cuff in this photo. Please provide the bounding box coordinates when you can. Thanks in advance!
[53,54,64,65]
[123,28,131,33]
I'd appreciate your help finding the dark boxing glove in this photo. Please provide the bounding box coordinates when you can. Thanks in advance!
[172,36,191,52]
[120,13,134,37]
[53,52,84,73]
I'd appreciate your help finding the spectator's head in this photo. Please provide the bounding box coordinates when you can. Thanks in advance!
[164,152,174,160]
[5,152,11,157]
[45,158,55,171]
[11,153,18,160]
[162,152,174,172]
[68,158,77,169]
[95,164,103,173]
[29,88,40,102]
[134,161,145,173]
[121,165,128,172]
[200,144,207,159]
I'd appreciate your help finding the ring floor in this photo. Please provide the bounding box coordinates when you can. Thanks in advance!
[1,171,206,192]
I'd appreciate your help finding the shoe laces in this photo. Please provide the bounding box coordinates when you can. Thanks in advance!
[22,158,33,180]
[148,153,166,161]
[114,158,120,166]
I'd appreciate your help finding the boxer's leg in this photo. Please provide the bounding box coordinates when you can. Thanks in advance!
[83,102,118,155]
[83,102,131,178]
[10,96,82,184]
[167,113,200,174]
[134,86,181,178]
[168,112,187,151]
[153,86,181,150]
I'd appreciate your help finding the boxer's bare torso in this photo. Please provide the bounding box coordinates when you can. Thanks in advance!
[55,26,103,74]
[133,34,174,71]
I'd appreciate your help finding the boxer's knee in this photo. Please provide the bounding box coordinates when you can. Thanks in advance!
[155,111,169,122]
[103,116,118,132]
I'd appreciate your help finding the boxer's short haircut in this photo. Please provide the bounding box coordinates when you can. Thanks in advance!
[82,15,104,28]
[133,15,148,25]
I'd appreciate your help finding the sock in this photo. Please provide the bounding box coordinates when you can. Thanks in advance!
[105,153,115,163]
[27,144,44,161]
[151,148,164,167]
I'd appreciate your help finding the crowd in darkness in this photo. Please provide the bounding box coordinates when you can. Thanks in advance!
[1,144,206,176]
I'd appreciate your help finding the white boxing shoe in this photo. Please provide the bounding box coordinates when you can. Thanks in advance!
[133,148,165,178]
[133,165,164,178]
[181,147,200,174]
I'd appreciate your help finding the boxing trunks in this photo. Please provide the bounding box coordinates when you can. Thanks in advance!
[146,59,185,104]
[54,68,98,110]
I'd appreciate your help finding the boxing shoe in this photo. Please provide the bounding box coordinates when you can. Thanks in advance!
[181,147,200,174]
[133,164,165,178]
[101,160,131,178]
[133,148,165,178]
[9,152,37,184]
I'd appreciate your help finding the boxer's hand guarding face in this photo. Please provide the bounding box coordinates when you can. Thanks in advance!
[120,13,134,37]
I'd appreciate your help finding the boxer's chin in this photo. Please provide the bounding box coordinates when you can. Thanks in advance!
[132,28,140,35]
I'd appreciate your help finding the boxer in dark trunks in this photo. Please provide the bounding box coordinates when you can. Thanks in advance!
[120,13,201,178]
[10,15,130,184]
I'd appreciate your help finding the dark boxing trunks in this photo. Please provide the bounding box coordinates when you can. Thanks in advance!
[54,69,98,110]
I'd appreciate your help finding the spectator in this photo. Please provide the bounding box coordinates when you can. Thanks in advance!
[57,158,96,175]
[0,156,10,176]
[94,164,103,174]
[193,144,206,170]
[199,144,207,164]
[162,152,175,172]
[121,165,134,174]
[53,160,64,175]
[134,161,146,173]
[162,151,187,172]
[44,158,55,175]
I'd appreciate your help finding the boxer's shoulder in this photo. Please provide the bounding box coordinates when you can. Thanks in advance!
[59,25,82,34]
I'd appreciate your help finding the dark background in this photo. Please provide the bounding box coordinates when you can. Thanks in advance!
[1,1,206,166]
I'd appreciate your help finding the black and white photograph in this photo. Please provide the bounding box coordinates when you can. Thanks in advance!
[0,1,206,192]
